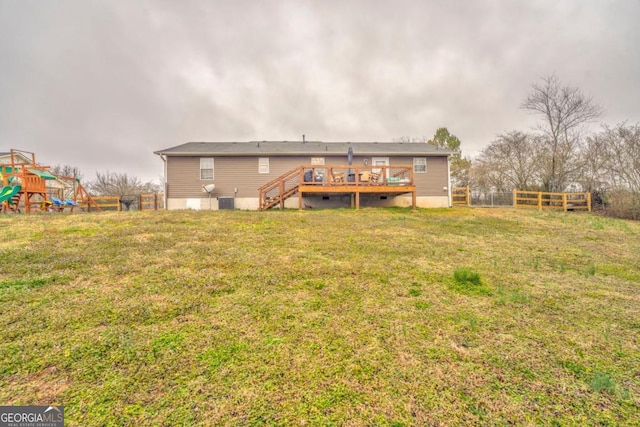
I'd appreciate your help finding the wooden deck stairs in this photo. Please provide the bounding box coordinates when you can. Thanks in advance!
[258,167,302,210]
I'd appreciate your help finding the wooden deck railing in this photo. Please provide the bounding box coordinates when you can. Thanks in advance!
[514,190,591,212]
[298,164,413,187]
[259,165,415,210]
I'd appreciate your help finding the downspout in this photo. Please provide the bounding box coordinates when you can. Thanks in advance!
[447,154,452,207]
[157,153,168,209]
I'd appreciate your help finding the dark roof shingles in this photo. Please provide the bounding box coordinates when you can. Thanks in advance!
[154,141,453,156]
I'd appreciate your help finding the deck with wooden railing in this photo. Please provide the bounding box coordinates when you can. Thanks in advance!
[259,165,416,210]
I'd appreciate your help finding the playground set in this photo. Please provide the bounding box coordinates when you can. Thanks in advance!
[0,148,101,213]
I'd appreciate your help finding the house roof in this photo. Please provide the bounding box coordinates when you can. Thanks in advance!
[154,141,455,157]
[0,152,32,164]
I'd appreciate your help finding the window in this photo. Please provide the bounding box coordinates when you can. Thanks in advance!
[258,157,270,174]
[413,157,427,173]
[311,157,325,165]
[200,158,214,180]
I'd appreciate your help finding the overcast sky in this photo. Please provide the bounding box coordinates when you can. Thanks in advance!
[1,0,639,183]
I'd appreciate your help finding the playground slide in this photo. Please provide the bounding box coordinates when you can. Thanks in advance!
[0,185,21,203]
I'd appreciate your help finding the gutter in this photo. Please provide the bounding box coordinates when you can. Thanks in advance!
[154,151,456,157]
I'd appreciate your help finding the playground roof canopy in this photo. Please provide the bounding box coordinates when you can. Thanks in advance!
[28,169,57,180]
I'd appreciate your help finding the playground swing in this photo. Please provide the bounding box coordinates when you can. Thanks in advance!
[1,149,102,213]
[51,197,79,212]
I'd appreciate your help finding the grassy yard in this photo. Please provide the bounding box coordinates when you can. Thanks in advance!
[0,207,638,426]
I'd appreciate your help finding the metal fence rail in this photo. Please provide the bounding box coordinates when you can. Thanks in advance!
[470,191,513,207]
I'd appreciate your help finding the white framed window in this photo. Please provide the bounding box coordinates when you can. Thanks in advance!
[200,158,214,180]
[311,157,325,165]
[258,157,270,174]
[413,157,427,173]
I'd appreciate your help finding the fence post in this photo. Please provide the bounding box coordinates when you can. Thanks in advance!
[563,194,567,212]
[154,194,158,211]
[139,194,143,211]
[537,192,542,211]
[466,186,471,206]
[587,192,592,212]
[513,189,517,208]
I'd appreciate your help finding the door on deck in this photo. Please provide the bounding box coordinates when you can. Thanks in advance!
[372,157,390,181]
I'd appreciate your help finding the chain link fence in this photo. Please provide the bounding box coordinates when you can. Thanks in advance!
[470,191,513,207]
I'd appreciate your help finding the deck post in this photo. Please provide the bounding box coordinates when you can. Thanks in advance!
[298,191,303,210]
[356,191,360,210]
[279,181,285,209]
[412,189,417,210]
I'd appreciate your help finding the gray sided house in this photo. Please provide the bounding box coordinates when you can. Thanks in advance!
[154,141,454,210]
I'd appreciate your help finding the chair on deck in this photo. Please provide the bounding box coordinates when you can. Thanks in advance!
[369,171,382,184]
[330,171,345,183]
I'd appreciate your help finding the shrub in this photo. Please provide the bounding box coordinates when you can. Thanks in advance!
[601,190,640,220]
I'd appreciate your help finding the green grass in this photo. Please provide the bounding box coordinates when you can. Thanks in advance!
[1,208,639,425]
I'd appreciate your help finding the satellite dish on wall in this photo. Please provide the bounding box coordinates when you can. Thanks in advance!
[202,184,215,193]
[202,184,215,210]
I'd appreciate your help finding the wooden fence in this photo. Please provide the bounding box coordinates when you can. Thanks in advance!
[90,196,121,211]
[452,186,470,206]
[75,194,165,212]
[513,190,591,212]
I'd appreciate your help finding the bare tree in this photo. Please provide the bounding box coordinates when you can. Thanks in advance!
[392,136,429,143]
[577,134,610,192]
[598,123,640,192]
[473,131,542,191]
[89,171,160,209]
[521,74,603,191]
[49,164,83,181]
[586,123,640,218]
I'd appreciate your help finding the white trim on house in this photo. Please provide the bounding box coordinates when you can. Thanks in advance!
[447,155,452,207]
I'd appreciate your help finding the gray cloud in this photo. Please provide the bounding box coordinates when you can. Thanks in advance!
[1,0,639,182]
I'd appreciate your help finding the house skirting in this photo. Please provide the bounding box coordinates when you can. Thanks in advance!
[166,195,449,210]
